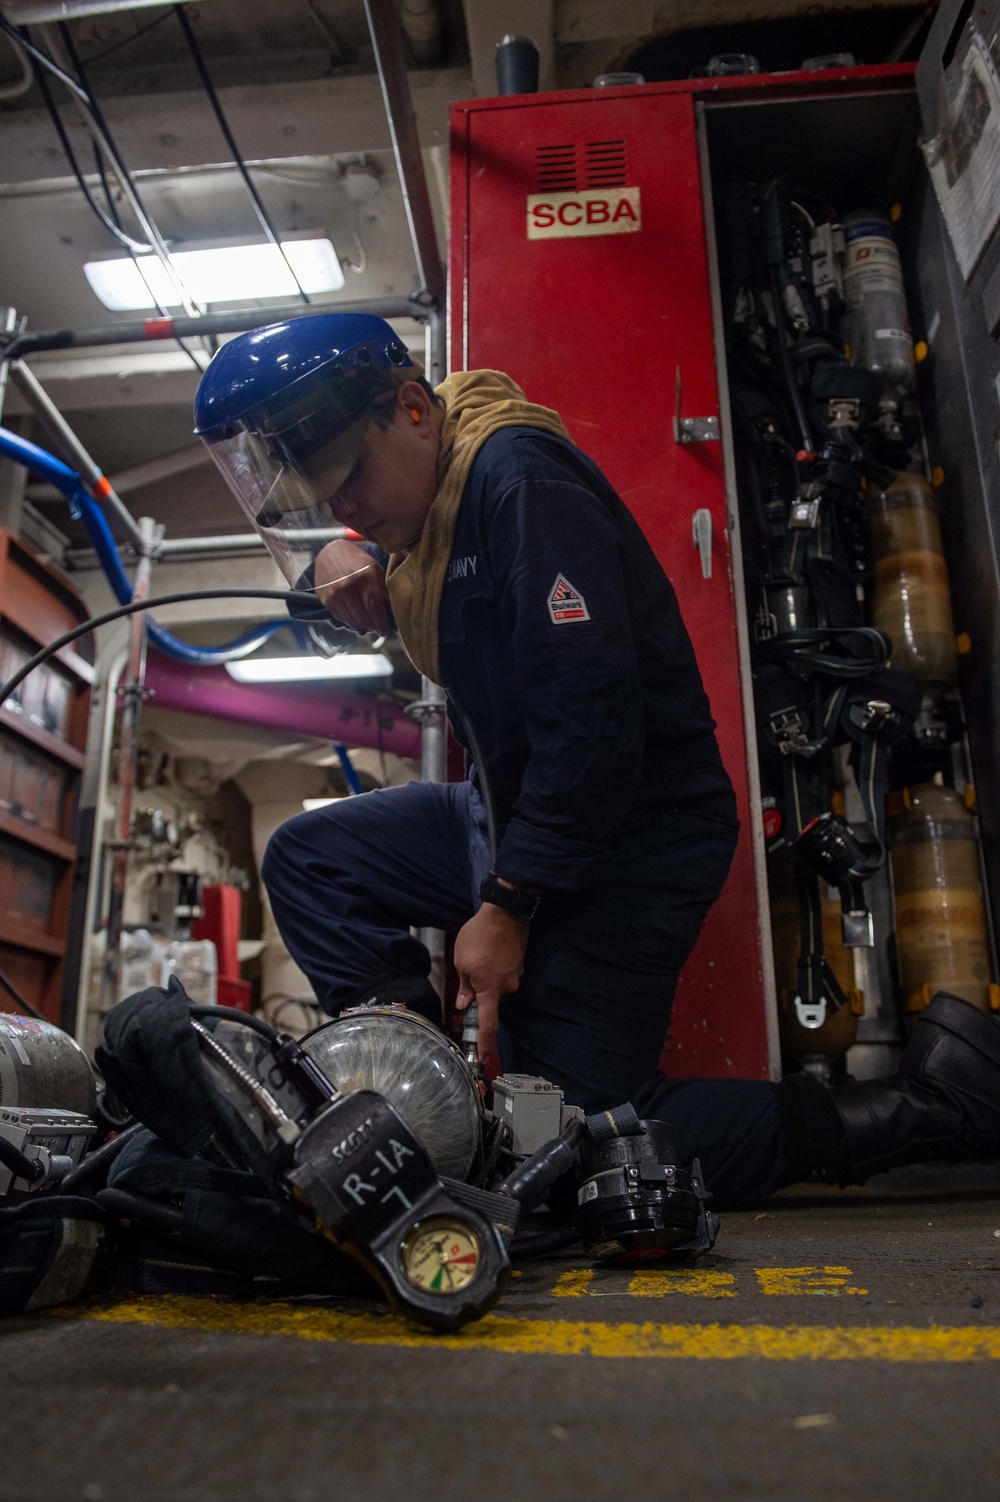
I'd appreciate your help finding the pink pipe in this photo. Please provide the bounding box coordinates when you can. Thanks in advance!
[144,650,423,759]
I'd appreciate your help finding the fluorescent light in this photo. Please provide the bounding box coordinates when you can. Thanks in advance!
[85,238,345,311]
[302,797,346,811]
[225,653,393,684]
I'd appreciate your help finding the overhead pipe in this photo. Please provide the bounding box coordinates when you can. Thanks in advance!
[156,527,351,557]
[399,0,443,65]
[101,513,156,1013]
[495,35,539,95]
[9,358,143,545]
[0,25,32,99]
[144,654,424,761]
[2,0,198,20]
[363,0,446,311]
[2,294,427,361]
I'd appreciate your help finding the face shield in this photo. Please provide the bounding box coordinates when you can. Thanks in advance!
[200,337,418,590]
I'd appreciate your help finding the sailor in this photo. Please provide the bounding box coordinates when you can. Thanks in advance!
[195,312,1000,1205]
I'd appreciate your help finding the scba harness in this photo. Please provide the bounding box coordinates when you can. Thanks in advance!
[755,625,920,1029]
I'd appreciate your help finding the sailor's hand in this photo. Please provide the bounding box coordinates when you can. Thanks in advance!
[313,540,392,635]
[454,903,529,1064]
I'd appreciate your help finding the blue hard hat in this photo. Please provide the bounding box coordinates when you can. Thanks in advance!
[193,312,417,443]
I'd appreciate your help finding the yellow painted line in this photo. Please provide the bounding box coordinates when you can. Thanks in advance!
[551,1270,595,1297]
[552,1269,737,1298]
[755,1267,868,1297]
[627,1270,737,1299]
[53,1295,1000,1362]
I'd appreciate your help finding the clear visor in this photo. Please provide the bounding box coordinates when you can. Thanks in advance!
[205,408,384,590]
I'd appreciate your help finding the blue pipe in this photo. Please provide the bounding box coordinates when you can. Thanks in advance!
[0,423,289,666]
[334,743,365,796]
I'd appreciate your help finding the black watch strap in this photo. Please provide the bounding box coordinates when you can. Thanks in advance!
[479,872,540,920]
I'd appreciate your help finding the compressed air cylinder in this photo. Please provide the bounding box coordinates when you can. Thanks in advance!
[840,210,915,414]
[889,780,994,1014]
[768,853,863,1056]
[0,1012,97,1114]
[303,1007,482,1180]
[868,471,957,689]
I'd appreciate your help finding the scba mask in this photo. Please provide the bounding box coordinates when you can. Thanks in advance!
[194,313,422,589]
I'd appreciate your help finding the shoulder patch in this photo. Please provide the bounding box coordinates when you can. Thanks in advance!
[547,574,590,624]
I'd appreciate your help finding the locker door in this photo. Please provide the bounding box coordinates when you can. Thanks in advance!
[452,88,772,1078]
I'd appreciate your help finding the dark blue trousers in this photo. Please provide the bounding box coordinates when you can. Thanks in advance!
[262,780,785,1206]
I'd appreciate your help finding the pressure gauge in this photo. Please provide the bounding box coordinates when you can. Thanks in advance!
[401,1218,481,1294]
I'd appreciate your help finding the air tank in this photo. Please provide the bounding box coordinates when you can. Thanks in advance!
[868,471,957,689]
[769,853,864,1056]
[889,779,995,1014]
[0,1013,97,1115]
[840,210,915,421]
[302,1006,482,1180]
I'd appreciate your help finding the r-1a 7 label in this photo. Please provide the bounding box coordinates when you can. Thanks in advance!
[527,186,641,241]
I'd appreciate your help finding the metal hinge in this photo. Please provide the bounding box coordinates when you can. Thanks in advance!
[674,367,720,444]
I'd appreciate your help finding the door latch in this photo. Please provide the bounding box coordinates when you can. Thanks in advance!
[674,367,720,445]
[692,508,713,579]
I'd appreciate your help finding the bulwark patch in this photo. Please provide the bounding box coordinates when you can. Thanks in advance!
[547,574,590,624]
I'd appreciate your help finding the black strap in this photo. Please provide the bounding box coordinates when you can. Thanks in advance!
[782,754,848,1020]
[584,1103,645,1143]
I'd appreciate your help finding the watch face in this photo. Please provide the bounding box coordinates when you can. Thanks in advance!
[401,1218,481,1294]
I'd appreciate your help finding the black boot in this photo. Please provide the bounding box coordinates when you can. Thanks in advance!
[833,992,1000,1179]
[774,992,1000,1185]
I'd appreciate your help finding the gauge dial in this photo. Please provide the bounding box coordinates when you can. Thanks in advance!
[401,1218,481,1294]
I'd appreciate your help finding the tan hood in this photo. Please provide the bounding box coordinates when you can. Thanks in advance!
[384,370,570,685]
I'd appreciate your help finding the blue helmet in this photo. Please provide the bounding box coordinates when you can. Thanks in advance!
[194,313,422,581]
[194,311,417,446]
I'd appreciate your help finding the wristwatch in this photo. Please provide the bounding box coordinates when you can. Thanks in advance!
[479,872,541,920]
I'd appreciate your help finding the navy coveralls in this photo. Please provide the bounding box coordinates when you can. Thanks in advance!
[265,428,784,1205]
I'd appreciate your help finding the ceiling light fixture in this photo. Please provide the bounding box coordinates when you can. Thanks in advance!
[225,653,393,684]
[84,238,345,311]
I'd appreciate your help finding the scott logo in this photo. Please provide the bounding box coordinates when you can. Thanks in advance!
[527,186,641,241]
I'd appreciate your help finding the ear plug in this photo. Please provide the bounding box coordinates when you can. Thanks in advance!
[409,408,422,424]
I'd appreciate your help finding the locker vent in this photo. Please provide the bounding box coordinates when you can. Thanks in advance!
[584,139,627,187]
[536,144,577,192]
[535,141,629,193]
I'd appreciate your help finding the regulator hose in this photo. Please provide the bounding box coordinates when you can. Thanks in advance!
[447,689,498,866]
[0,588,317,711]
[58,1121,143,1196]
[0,1133,45,1184]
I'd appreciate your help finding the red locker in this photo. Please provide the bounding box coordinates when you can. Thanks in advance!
[449,65,916,1081]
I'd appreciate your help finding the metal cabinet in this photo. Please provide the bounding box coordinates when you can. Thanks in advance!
[449,51,1000,1081]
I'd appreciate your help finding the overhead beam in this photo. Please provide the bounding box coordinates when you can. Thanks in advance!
[0,66,473,188]
[365,0,445,307]
[27,443,210,503]
[0,316,429,414]
[2,0,196,19]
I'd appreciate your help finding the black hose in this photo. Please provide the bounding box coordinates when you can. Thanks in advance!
[499,1119,586,1211]
[767,265,814,458]
[0,16,90,103]
[172,5,310,306]
[96,1187,184,1233]
[30,50,151,255]
[0,1134,44,1184]
[92,139,203,376]
[0,588,314,710]
[58,1121,143,1196]
[510,1224,580,1260]
[188,1005,280,1040]
[447,690,498,867]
